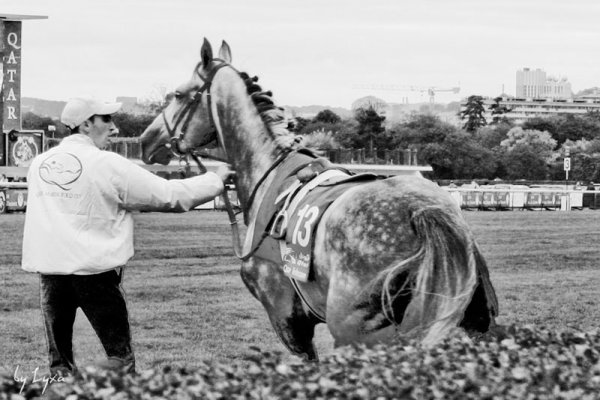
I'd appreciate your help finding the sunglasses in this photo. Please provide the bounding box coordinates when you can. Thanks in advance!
[92,114,113,123]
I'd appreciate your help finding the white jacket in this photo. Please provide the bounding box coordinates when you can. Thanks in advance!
[22,134,224,275]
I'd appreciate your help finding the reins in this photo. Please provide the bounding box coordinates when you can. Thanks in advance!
[187,148,291,261]
[186,152,243,257]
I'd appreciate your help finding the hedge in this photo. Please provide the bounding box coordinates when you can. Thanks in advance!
[2,324,599,399]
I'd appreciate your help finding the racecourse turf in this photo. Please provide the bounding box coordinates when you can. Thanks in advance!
[1,209,599,375]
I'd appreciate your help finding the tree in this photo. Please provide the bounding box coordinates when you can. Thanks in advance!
[297,110,345,144]
[503,144,549,180]
[555,114,600,146]
[351,96,387,115]
[420,131,498,179]
[500,127,557,161]
[289,116,310,133]
[568,153,600,181]
[301,129,340,150]
[522,114,600,148]
[561,138,600,155]
[353,106,386,153]
[460,95,487,133]
[389,113,456,149]
[112,113,157,137]
[476,122,513,150]
[23,110,157,139]
[313,109,341,124]
[488,97,513,124]
[22,112,69,138]
[330,119,359,148]
[521,117,559,138]
[585,109,600,123]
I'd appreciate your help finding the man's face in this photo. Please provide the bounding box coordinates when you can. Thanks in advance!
[86,114,118,149]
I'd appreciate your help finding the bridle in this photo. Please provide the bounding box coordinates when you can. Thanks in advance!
[159,58,291,260]
[161,58,230,160]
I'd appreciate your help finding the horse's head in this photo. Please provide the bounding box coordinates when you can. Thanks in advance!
[140,39,232,165]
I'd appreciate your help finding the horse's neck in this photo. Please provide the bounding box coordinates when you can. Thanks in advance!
[213,75,282,218]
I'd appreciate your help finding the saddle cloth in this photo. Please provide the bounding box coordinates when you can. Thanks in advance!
[251,150,378,281]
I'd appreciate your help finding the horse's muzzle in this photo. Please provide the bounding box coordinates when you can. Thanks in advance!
[146,146,173,165]
[140,124,173,165]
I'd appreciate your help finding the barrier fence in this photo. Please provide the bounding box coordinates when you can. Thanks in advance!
[3,181,600,214]
[442,187,600,211]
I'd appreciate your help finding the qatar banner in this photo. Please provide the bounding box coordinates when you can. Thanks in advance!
[0,129,4,166]
[1,21,22,132]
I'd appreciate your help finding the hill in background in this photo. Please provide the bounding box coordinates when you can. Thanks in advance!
[21,97,459,125]
[22,97,66,119]
[284,104,352,119]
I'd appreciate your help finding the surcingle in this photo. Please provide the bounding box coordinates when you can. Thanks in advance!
[251,150,378,281]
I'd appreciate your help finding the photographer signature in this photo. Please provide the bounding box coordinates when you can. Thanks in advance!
[13,365,66,395]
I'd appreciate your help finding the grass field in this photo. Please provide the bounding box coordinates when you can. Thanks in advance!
[2,209,600,376]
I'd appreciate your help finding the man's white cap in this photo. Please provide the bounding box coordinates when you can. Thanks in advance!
[61,97,122,129]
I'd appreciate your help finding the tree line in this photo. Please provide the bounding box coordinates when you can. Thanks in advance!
[294,97,600,182]
[22,111,156,140]
[22,96,600,182]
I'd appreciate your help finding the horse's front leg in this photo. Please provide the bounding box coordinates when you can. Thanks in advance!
[241,257,319,361]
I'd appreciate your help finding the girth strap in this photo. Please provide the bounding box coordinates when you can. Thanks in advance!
[289,278,326,322]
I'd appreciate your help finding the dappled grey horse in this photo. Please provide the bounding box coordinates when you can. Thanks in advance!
[140,39,498,360]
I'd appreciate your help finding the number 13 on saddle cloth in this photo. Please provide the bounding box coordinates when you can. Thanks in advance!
[250,150,379,282]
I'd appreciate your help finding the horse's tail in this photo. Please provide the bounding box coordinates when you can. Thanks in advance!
[380,205,479,345]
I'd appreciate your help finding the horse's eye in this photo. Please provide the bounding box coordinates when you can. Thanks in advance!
[174,92,183,100]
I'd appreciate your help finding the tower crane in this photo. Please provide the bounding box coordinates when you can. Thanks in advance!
[353,84,460,110]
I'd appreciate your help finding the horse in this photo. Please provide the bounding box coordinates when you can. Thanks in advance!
[140,39,498,360]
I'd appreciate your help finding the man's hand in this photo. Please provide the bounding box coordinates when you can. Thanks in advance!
[215,164,236,184]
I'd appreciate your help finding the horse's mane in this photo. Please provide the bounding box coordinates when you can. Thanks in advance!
[239,72,302,151]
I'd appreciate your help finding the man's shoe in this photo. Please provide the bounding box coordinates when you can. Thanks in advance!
[94,357,135,373]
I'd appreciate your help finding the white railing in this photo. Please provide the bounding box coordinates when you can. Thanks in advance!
[0,181,27,189]
[442,186,598,211]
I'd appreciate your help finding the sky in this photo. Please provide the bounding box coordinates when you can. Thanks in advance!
[2,0,600,108]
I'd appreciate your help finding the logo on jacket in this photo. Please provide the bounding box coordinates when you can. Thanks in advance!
[39,153,83,190]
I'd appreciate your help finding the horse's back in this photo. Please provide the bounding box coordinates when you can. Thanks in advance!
[313,175,462,278]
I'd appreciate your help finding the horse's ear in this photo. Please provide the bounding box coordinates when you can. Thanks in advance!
[201,38,213,66]
[218,41,232,63]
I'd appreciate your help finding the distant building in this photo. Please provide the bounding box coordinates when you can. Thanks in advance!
[516,68,572,100]
[576,87,600,101]
[458,68,589,124]
[461,96,600,125]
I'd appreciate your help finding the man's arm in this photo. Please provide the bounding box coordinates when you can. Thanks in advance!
[115,156,234,212]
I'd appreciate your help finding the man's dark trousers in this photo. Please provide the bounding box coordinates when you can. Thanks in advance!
[40,269,135,374]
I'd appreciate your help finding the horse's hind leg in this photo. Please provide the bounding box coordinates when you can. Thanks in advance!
[241,258,319,360]
[327,296,396,347]
[326,270,412,347]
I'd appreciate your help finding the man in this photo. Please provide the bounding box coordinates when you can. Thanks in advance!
[21,96,234,375]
